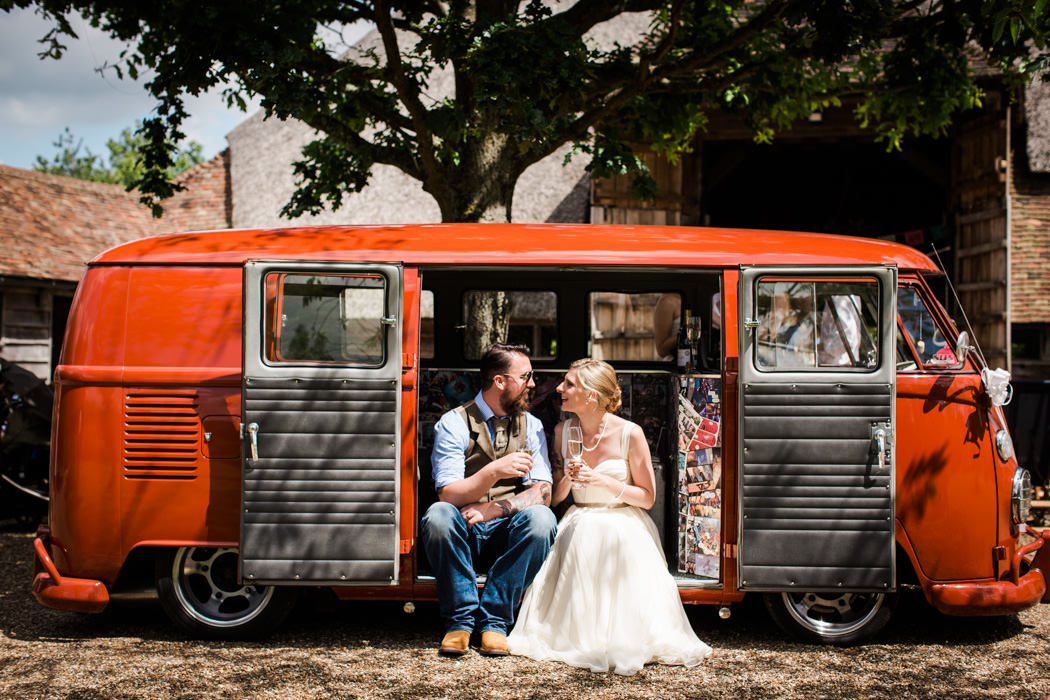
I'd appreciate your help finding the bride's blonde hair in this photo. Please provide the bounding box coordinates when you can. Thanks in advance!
[570,358,622,414]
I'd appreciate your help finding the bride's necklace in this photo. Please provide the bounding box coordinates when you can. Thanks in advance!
[581,415,608,452]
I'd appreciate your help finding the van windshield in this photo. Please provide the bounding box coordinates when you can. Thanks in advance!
[897,286,956,368]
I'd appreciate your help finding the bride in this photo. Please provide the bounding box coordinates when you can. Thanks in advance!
[508,358,711,675]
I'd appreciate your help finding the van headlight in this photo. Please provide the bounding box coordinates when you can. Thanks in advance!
[1011,468,1032,526]
[995,429,1014,462]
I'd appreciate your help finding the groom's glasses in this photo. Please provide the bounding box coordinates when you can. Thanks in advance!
[504,370,534,383]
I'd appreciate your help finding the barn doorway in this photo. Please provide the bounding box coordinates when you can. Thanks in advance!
[700,138,951,244]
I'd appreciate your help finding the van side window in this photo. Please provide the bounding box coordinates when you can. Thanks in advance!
[462,290,557,360]
[590,292,667,361]
[755,279,880,370]
[265,272,386,365]
[898,286,957,367]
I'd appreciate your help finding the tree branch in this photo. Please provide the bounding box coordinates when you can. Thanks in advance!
[373,0,447,196]
[295,45,416,132]
[549,0,664,38]
[299,109,423,179]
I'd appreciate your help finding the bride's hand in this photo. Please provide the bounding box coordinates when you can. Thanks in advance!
[564,458,583,483]
[571,460,596,484]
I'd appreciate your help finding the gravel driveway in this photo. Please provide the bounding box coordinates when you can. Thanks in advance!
[2,526,1048,699]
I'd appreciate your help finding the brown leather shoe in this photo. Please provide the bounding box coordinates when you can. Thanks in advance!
[439,630,471,656]
[479,630,510,656]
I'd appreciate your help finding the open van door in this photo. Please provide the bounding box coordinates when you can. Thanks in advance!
[240,261,402,585]
[738,265,897,642]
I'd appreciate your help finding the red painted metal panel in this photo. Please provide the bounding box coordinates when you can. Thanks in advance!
[91,225,941,273]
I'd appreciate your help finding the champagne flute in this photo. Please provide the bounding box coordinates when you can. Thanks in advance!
[518,447,533,485]
[567,425,584,490]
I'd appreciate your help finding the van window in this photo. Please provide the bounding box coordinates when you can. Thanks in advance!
[755,279,879,370]
[462,290,557,360]
[898,286,957,367]
[589,292,666,361]
[265,272,386,365]
[420,290,435,359]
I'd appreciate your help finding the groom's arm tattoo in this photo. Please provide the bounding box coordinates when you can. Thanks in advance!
[509,481,551,511]
[494,499,513,518]
[492,481,552,520]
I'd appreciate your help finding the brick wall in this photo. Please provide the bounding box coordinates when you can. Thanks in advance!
[164,149,232,232]
[1011,167,1050,324]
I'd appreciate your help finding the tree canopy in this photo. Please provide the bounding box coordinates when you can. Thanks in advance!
[6,0,1049,222]
[33,124,203,188]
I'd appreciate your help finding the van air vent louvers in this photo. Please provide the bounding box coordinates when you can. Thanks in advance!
[123,391,201,480]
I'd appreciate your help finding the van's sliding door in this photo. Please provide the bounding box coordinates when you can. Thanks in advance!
[738,266,896,591]
[240,261,402,585]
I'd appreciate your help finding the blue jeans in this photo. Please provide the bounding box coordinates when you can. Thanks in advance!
[420,501,557,635]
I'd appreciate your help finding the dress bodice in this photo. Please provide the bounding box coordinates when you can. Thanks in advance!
[563,420,636,507]
[572,457,631,506]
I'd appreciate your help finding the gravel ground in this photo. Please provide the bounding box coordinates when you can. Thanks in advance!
[2,526,1048,699]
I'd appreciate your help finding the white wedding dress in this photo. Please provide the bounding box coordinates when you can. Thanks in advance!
[508,421,711,675]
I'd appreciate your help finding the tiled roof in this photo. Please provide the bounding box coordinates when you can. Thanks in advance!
[0,151,231,283]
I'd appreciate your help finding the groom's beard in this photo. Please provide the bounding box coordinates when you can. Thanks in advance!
[500,385,531,416]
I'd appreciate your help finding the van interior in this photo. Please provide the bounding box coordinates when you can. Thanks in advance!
[417,268,724,584]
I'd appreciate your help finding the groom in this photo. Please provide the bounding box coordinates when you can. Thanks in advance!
[420,343,557,656]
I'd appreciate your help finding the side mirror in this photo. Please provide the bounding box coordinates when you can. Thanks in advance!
[954,331,973,368]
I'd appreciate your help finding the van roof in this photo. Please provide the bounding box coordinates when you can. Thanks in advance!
[91,224,941,272]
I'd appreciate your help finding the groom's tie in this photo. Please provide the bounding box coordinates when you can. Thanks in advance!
[491,415,511,455]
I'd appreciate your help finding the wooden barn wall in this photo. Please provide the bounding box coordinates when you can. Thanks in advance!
[951,99,1010,370]
[590,147,698,225]
[0,283,54,381]
[590,292,663,362]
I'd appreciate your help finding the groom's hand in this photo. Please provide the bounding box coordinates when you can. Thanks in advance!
[486,452,533,481]
[459,501,495,528]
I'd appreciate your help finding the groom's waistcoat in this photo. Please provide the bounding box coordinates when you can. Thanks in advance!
[454,400,528,503]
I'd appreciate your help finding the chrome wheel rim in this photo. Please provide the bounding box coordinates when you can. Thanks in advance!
[171,546,274,628]
[781,591,885,640]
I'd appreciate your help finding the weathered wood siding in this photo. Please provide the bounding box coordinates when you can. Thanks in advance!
[952,99,1011,370]
[0,285,53,381]
[590,147,698,226]
[590,292,662,362]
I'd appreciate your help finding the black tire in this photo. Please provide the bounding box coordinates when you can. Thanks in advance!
[155,546,297,640]
[764,591,898,645]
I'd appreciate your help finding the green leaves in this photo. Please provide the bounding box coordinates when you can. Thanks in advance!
[12,0,1050,222]
[33,122,203,194]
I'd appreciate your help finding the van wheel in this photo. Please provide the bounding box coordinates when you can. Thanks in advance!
[764,591,897,645]
[155,546,297,639]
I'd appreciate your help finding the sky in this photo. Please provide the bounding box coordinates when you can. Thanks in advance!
[0,7,258,170]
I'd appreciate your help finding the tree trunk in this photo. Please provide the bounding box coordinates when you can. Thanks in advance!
[462,290,512,359]
[426,131,524,223]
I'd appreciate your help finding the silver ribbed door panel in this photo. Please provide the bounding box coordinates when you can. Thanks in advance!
[737,266,896,592]
[241,261,401,585]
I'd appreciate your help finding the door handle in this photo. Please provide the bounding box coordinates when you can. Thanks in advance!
[247,422,260,462]
[873,427,886,470]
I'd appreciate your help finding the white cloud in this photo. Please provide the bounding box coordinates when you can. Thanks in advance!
[0,7,254,168]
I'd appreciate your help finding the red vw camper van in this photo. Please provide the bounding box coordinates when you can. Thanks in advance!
[32,224,1048,643]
